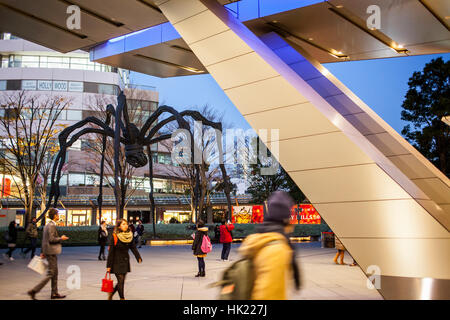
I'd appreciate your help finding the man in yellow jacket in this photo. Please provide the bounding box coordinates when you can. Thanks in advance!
[239,191,300,300]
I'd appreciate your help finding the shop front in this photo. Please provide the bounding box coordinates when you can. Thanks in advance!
[97,209,118,226]
[162,210,191,223]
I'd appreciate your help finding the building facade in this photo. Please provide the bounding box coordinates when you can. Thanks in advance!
[0,33,195,226]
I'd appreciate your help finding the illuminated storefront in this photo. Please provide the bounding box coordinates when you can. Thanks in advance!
[163,210,191,223]
[97,209,117,226]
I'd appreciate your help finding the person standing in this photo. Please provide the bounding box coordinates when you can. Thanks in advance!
[333,234,346,265]
[106,219,142,300]
[27,208,69,300]
[213,224,220,244]
[98,221,108,261]
[22,217,39,259]
[192,220,209,277]
[219,220,234,261]
[135,220,144,248]
[238,191,300,300]
[3,221,17,261]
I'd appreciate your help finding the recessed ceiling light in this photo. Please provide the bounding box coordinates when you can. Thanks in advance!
[445,16,450,20]
[272,20,278,23]
[308,38,314,41]
[336,5,344,8]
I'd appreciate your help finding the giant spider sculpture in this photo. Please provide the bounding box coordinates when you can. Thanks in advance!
[36,91,232,227]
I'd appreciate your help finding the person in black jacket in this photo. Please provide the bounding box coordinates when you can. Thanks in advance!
[98,221,108,261]
[3,221,17,261]
[191,220,209,277]
[106,219,142,300]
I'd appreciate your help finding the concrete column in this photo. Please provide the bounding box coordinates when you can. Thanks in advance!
[156,0,450,299]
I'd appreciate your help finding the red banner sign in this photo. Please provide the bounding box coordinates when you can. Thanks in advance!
[290,204,321,224]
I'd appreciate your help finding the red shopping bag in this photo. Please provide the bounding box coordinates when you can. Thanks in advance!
[101,272,114,293]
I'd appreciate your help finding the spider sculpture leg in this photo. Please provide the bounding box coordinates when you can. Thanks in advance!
[37,126,115,222]
[144,110,233,221]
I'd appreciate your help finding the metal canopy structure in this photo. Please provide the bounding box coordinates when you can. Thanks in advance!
[0,0,449,300]
[1,0,449,77]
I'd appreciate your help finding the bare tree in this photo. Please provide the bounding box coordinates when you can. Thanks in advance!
[163,105,231,223]
[0,91,70,224]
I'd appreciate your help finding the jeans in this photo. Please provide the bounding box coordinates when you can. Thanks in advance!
[221,242,231,260]
[6,245,16,258]
[23,238,37,258]
[32,254,58,296]
[136,236,142,247]
[99,244,106,259]
[197,257,205,273]
[113,273,127,299]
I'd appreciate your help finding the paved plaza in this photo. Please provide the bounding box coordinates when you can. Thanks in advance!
[0,242,382,300]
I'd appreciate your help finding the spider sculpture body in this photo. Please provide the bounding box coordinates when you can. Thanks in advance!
[37,91,232,227]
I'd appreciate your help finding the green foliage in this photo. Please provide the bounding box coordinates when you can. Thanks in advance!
[247,158,306,204]
[0,222,330,247]
[401,57,450,176]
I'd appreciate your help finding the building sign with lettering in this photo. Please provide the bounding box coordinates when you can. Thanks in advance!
[21,80,37,91]
[38,80,52,91]
[290,204,321,224]
[69,81,83,92]
[53,80,68,91]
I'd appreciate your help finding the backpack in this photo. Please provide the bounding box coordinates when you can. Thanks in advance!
[201,235,212,254]
[213,240,282,300]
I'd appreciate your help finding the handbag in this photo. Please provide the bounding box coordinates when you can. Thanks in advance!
[28,255,48,275]
[101,271,114,293]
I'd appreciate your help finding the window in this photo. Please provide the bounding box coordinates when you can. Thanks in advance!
[21,56,39,68]
[98,84,115,95]
[6,80,21,90]
[67,110,82,121]
[1,56,8,68]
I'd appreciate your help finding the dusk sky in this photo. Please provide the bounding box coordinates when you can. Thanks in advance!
[130,52,450,136]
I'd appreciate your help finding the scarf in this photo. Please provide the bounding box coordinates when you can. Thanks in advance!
[116,230,133,243]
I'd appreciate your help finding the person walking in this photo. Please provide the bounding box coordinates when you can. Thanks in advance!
[238,191,300,300]
[219,220,234,261]
[333,234,346,265]
[27,208,69,300]
[135,220,144,248]
[192,220,209,277]
[22,217,39,259]
[98,221,108,261]
[3,221,17,261]
[106,219,142,300]
[213,224,220,244]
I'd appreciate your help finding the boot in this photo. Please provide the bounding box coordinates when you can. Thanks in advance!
[200,270,205,277]
[107,292,114,300]
[195,272,202,277]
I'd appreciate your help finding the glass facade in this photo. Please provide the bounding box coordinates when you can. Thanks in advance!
[98,209,117,226]
[0,79,119,96]
[1,54,116,72]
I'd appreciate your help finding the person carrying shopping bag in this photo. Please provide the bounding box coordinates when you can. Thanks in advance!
[106,219,142,300]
